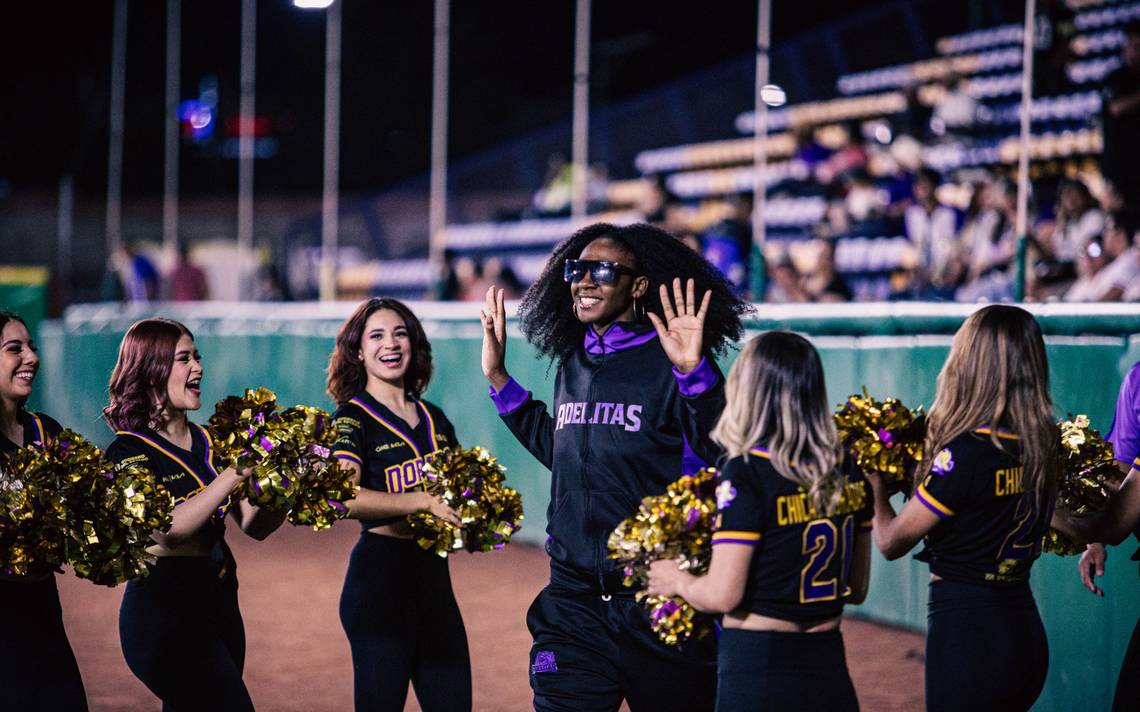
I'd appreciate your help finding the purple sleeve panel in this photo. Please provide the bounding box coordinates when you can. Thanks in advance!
[681,434,707,476]
[1107,362,1140,465]
[489,377,532,416]
[673,357,717,398]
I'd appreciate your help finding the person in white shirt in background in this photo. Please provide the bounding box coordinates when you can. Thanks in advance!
[1065,211,1140,302]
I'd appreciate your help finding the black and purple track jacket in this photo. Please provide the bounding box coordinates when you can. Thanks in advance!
[489,320,725,593]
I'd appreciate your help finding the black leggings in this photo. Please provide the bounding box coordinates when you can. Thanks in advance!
[0,575,88,711]
[1114,614,1140,712]
[716,627,857,712]
[339,532,472,712]
[119,556,251,712]
[926,579,1048,712]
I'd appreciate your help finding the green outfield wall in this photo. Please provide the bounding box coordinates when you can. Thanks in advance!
[34,301,1140,711]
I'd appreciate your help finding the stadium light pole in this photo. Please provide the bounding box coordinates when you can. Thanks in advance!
[570,0,591,219]
[163,0,181,257]
[428,0,451,291]
[749,0,772,301]
[106,0,128,257]
[238,0,257,301]
[1013,0,1036,302]
[293,0,343,302]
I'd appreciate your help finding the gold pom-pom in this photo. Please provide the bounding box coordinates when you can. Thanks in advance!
[1,430,174,585]
[1045,415,1124,556]
[834,388,925,495]
[208,389,357,530]
[406,446,524,557]
[607,467,719,646]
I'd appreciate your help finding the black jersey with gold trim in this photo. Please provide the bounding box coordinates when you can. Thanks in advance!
[332,391,458,529]
[713,447,872,623]
[105,424,224,507]
[913,429,1053,584]
[0,410,62,456]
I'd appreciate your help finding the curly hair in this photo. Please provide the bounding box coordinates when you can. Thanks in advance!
[326,298,434,405]
[104,318,193,432]
[518,222,750,364]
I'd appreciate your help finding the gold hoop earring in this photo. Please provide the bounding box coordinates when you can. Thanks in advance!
[633,296,646,320]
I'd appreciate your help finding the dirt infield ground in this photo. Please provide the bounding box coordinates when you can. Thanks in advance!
[58,523,925,711]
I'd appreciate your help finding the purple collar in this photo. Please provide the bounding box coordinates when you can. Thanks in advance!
[584,321,657,354]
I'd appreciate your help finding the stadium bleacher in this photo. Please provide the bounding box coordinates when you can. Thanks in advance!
[349,1,1132,302]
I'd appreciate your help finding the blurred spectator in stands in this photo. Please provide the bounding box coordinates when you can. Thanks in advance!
[802,239,852,302]
[1063,234,1109,301]
[791,125,831,169]
[843,168,888,225]
[533,153,573,216]
[438,249,462,301]
[904,168,959,297]
[765,256,810,303]
[111,242,159,303]
[167,244,209,302]
[1101,22,1140,210]
[588,163,611,213]
[956,178,1018,303]
[702,229,747,294]
[640,174,681,226]
[453,256,486,301]
[1033,0,1076,96]
[1100,179,1128,214]
[482,256,523,300]
[1032,178,1103,294]
[100,246,127,302]
[1065,211,1140,302]
[700,196,752,293]
[895,84,933,141]
[254,264,292,302]
[930,76,978,138]
[816,122,868,185]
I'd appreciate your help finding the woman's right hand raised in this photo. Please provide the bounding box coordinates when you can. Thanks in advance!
[480,286,510,391]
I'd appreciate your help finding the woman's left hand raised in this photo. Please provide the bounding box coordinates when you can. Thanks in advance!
[648,277,710,374]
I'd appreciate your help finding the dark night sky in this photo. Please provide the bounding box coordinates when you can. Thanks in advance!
[4,0,937,199]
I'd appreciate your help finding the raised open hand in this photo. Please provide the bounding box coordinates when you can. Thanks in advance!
[479,286,510,390]
[647,278,710,374]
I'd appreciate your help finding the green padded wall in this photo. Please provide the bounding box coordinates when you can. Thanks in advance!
[35,304,1140,712]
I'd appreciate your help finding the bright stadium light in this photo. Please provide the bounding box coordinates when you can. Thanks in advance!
[760,83,786,107]
[294,0,334,8]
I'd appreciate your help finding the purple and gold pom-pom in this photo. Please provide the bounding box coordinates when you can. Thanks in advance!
[406,446,524,557]
[1,430,173,585]
[607,467,719,646]
[1046,415,1124,556]
[209,389,357,530]
[834,388,925,495]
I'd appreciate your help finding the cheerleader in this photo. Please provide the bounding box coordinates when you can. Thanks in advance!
[327,298,471,712]
[104,318,286,711]
[646,331,872,712]
[0,310,88,711]
[865,305,1057,712]
[1053,366,1140,712]
[480,222,749,711]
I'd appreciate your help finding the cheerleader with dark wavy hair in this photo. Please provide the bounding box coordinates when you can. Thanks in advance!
[328,298,471,712]
[481,222,749,711]
[104,318,286,711]
[0,310,88,711]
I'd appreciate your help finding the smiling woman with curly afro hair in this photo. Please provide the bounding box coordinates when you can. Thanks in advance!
[515,222,749,365]
[479,221,750,711]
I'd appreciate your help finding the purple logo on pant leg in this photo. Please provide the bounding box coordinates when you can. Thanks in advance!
[531,651,558,674]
